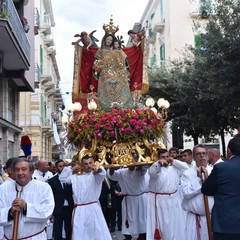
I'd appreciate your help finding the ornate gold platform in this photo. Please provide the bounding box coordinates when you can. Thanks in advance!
[66,108,166,168]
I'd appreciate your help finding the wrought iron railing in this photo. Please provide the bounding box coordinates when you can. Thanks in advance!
[4,0,30,61]
[35,63,40,83]
[34,7,40,35]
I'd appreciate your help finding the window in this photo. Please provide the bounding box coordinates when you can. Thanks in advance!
[8,141,14,158]
[160,44,165,60]
[8,87,15,123]
[40,45,43,74]
[160,0,165,23]
[160,44,165,66]
[194,34,202,49]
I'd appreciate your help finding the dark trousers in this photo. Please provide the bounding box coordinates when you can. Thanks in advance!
[100,196,110,226]
[53,206,73,240]
[111,195,123,229]
[213,232,240,240]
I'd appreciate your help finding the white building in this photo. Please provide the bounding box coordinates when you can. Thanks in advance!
[19,0,64,162]
[137,0,233,151]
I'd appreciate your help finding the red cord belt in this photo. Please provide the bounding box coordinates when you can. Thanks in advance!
[4,227,45,240]
[74,201,97,207]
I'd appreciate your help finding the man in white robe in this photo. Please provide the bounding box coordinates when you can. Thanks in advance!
[0,157,54,240]
[59,151,111,240]
[147,149,188,240]
[181,144,214,240]
[32,159,54,240]
[0,157,17,240]
[107,165,149,240]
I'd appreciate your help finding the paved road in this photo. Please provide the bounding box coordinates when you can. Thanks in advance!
[110,230,138,240]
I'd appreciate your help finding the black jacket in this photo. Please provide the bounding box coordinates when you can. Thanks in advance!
[48,174,74,216]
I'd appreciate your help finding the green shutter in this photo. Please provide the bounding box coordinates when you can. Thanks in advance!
[160,44,165,60]
[41,94,45,125]
[40,45,43,74]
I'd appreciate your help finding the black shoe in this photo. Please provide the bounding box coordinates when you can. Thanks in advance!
[118,226,122,231]
[110,228,115,233]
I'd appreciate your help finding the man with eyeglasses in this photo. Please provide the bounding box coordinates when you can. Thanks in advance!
[181,144,214,240]
[202,134,240,240]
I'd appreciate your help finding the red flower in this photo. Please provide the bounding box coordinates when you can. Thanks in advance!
[67,108,164,145]
[105,123,113,130]
[95,123,101,130]
[129,119,137,126]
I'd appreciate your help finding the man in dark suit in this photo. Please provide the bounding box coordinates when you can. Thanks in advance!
[202,134,240,240]
[48,160,74,240]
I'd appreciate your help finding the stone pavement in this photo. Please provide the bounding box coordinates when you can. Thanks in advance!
[110,230,138,240]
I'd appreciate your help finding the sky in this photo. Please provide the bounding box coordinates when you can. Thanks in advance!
[51,0,148,106]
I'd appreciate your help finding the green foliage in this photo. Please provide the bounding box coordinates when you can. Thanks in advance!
[149,0,240,151]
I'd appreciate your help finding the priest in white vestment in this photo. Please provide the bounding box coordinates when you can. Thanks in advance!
[181,144,214,240]
[107,166,149,240]
[0,158,54,240]
[59,151,111,240]
[147,149,188,240]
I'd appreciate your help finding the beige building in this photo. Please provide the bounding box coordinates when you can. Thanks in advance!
[0,0,33,163]
[19,0,64,162]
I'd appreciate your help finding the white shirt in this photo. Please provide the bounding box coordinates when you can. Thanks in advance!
[32,170,53,182]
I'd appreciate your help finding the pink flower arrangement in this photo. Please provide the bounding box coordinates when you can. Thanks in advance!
[67,108,164,146]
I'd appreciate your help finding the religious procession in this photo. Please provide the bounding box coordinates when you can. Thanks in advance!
[0,16,240,240]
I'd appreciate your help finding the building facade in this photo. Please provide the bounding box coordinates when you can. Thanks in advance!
[19,0,64,162]
[138,0,219,149]
[0,0,33,163]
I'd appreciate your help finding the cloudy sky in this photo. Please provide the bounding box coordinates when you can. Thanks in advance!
[51,0,148,106]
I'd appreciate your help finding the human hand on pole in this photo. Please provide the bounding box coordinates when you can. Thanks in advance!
[158,159,168,167]
[167,157,173,165]
[12,198,27,211]
[11,198,27,215]
[197,166,208,182]
[72,164,81,174]
[92,165,102,174]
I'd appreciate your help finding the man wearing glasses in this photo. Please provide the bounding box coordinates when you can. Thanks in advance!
[202,134,240,240]
[181,144,214,240]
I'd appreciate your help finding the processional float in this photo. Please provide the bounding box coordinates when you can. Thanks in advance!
[62,17,170,167]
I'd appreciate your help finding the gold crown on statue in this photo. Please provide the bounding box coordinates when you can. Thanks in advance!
[103,16,119,36]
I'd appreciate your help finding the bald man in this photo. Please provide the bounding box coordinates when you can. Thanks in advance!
[33,160,53,182]
[207,148,224,166]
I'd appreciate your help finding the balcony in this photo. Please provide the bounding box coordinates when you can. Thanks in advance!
[147,30,156,44]
[41,75,52,86]
[47,46,56,56]
[153,22,165,33]
[40,64,53,85]
[35,63,40,88]
[40,13,51,35]
[0,0,30,72]
[34,8,40,35]
[190,2,213,18]
[43,35,54,46]
[42,118,51,130]
[190,4,201,17]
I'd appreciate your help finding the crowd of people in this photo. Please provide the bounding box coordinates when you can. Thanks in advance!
[0,134,239,240]
[1,24,240,239]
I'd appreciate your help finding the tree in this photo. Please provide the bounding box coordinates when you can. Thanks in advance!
[148,0,240,155]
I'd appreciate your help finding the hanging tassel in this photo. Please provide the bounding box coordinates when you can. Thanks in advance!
[154,228,161,240]
[125,219,129,228]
